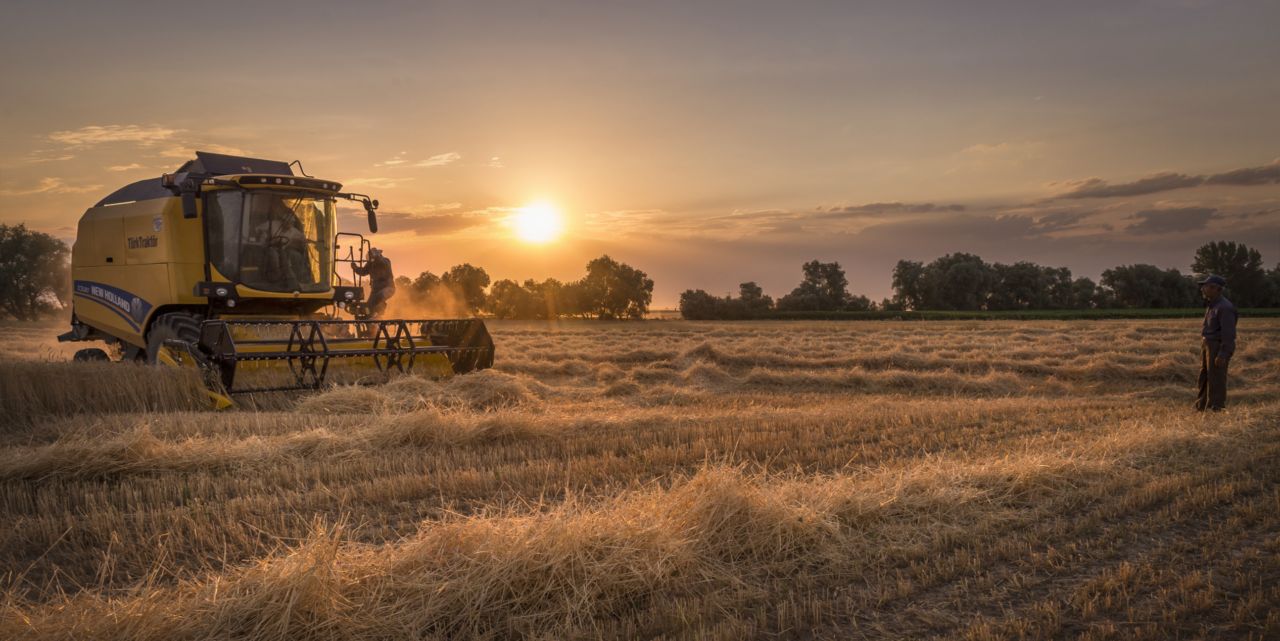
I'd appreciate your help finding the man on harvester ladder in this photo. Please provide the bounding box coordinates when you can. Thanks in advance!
[353,247,396,319]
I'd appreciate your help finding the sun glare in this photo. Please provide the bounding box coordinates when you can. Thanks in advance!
[512,201,565,243]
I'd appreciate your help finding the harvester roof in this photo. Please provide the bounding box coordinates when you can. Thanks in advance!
[95,151,297,207]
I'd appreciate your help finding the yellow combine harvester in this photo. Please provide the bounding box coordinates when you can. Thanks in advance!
[59,151,494,403]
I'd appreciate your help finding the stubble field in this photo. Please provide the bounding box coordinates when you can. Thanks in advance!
[1,318,1278,640]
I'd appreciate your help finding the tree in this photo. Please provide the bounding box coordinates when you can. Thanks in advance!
[679,289,723,320]
[918,253,996,310]
[890,260,925,310]
[579,255,653,319]
[397,271,454,312]
[1100,264,1197,308]
[441,264,490,313]
[0,224,70,320]
[1070,277,1098,309]
[777,260,851,311]
[412,271,442,293]
[524,278,564,319]
[846,294,874,311]
[1265,264,1280,307]
[483,277,578,320]
[485,279,534,319]
[989,262,1046,310]
[679,282,777,320]
[558,280,591,318]
[736,281,773,316]
[1191,241,1267,307]
[880,297,905,312]
[396,271,442,306]
[987,263,1074,310]
[1045,267,1075,309]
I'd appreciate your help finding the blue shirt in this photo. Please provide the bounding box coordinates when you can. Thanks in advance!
[1201,296,1237,358]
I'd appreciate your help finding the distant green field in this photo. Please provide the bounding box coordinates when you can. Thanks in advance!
[746,308,1280,321]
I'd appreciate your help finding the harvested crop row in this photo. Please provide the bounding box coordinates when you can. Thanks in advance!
[0,396,1191,604]
[5,407,1275,641]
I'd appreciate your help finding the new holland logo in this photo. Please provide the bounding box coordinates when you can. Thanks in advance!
[128,235,158,249]
[73,280,153,330]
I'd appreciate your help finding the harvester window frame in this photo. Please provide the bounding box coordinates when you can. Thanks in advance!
[202,188,337,294]
[206,190,245,282]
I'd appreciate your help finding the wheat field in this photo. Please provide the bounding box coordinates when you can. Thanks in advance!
[0,318,1277,640]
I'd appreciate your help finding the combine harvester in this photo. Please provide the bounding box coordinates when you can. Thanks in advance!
[59,151,494,406]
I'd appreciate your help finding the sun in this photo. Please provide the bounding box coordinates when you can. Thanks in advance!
[511,201,565,243]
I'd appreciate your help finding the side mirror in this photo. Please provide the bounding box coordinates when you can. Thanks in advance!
[338,192,379,232]
[180,176,200,219]
[182,192,198,219]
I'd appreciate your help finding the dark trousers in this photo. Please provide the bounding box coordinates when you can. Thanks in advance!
[1195,339,1228,410]
[366,285,395,318]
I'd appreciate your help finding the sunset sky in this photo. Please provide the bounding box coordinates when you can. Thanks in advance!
[2,0,1278,305]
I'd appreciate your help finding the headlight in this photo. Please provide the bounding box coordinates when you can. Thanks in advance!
[215,287,229,297]
[344,290,355,300]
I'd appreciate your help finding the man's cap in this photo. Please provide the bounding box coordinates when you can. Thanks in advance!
[369,247,382,256]
[1197,274,1227,287]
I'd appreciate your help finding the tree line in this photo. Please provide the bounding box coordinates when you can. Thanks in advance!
[680,260,876,320]
[3,222,1277,321]
[681,241,1280,319]
[395,255,654,319]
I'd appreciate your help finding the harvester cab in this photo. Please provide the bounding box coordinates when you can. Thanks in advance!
[59,151,494,401]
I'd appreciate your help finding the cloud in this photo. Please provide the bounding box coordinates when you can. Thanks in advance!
[956,140,1043,160]
[1056,172,1203,199]
[49,124,178,147]
[22,151,76,164]
[853,213,1041,249]
[1124,207,1218,234]
[946,141,1045,175]
[356,209,492,236]
[0,177,103,196]
[670,209,803,237]
[1203,160,1280,186]
[961,142,1015,155]
[414,152,462,168]
[1031,210,1095,232]
[374,151,462,168]
[107,163,144,172]
[583,209,668,235]
[416,202,464,213]
[722,209,804,233]
[486,156,504,168]
[1225,207,1280,220]
[1054,160,1280,199]
[375,151,409,167]
[343,176,414,189]
[157,143,247,159]
[823,202,966,216]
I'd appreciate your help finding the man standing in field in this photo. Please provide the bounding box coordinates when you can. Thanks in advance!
[1195,274,1237,412]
